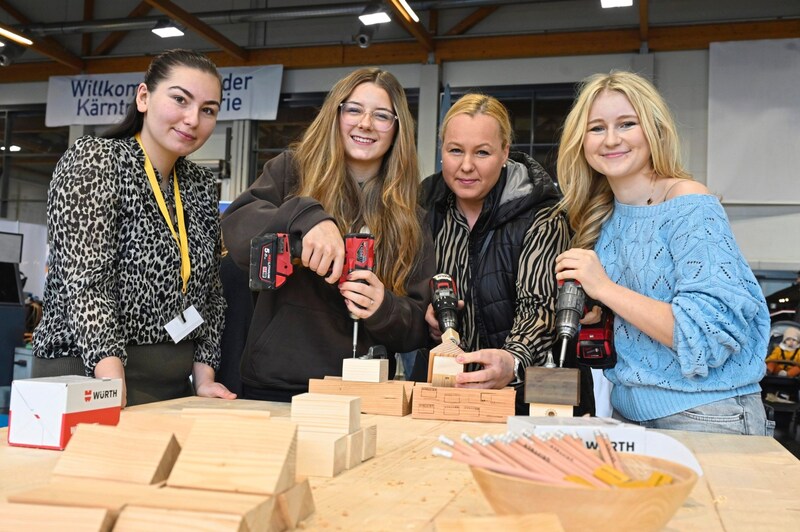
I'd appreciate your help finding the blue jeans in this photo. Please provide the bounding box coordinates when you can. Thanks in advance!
[614,393,775,436]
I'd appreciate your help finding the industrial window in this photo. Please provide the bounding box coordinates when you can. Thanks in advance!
[0,106,69,225]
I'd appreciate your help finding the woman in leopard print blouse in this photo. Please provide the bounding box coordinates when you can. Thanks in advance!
[32,49,236,407]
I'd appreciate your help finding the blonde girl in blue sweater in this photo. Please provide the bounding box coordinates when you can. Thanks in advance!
[554,71,771,435]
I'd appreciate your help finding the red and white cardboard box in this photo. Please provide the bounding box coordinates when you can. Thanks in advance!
[8,375,123,450]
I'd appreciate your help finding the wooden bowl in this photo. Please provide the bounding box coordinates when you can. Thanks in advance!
[471,454,698,532]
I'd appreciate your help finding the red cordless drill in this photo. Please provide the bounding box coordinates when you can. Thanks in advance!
[341,233,376,358]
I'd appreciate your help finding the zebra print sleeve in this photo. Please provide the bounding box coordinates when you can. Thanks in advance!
[503,205,570,374]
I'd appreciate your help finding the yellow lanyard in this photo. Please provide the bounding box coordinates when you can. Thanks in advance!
[135,133,191,294]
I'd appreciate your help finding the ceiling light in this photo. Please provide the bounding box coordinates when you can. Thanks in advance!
[359,3,391,25]
[0,41,5,48]
[397,0,420,23]
[0,24,33,46]
[601,0,633,7]
[0,145,21,152]
[152,20,184,39]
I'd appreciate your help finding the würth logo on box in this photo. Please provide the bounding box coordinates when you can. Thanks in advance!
[84,389,119,402]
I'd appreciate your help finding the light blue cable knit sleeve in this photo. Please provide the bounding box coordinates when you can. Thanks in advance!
[669,198,768,379]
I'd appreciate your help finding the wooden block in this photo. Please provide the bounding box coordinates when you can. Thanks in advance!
[117,412,195,448]
[276,478,315,530]
[342,357,389,383]
[411,385,515,423]
[114,506,244,532]
[8,478,278,531]
[344,428,365,469]
[308,378,413,416]
[431,353,462,387]
[53,424,180,485]
[8,478,157,515]
[436,513,564,531]
[131,487,278,532]
[362,423,377,461]
[529,403,575,418]
[296,431,347,478]
[290,393,360,434]
[525,367,580,406]
[167,417,297,496]
[0,502,114,532]
[427,340,464,385]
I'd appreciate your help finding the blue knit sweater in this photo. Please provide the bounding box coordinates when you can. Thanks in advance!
[596,194,768,421]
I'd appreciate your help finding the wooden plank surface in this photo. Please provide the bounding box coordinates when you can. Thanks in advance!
[2,396,800,530]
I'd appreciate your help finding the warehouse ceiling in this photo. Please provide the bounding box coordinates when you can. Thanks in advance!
[0,0,798,83]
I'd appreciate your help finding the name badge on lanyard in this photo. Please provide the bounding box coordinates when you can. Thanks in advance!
[135,133,204,342]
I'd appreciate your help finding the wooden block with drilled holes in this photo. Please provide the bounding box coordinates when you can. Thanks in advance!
[411,384,515,423]
[362,423,377,461]
[529,403,575,418]
[524,366,580,406]
[341,357,389,383]
[276,478,315,530]
[53,424,180,485]
[0,502,114,532]
[167,417,297,496]
[295,431,348,478]
[308,377,413,416]
[344,428,365,469]
[290,393,360,434]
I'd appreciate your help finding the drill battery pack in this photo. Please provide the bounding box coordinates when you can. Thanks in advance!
[577,307,616,369]
[248,232,301,290]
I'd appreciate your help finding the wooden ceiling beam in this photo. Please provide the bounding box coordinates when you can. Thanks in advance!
[639,0,648,44]
[436,28,641,60]
[81,0,94,56]
[0,1,83,70]
[143,0,248,61]
[92,1,152,57]
[385,0,434,52]
[445,6,499,36]
[647,19,800,51]
[1,19,798,83]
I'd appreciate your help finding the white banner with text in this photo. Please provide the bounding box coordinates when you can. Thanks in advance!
[45,64,283,127]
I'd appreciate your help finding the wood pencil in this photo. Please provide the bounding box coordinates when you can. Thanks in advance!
[432,447,572,486]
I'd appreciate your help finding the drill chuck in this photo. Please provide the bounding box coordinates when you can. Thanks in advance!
[430,273,459,336]
[555,280,585,342]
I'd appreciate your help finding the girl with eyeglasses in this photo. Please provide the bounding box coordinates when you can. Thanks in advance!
[222,67,434,402]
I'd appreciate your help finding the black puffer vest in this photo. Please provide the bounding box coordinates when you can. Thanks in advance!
[421,152,561,349]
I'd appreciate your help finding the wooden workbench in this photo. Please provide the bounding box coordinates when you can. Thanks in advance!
[2,396,800,530]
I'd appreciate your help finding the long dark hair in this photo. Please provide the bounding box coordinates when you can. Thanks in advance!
[103,49,221,139]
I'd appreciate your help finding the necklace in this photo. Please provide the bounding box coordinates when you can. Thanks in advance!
[645,176,658,205]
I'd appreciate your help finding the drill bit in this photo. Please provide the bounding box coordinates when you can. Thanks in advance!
[352,319,358,358]
[558,337,568,368]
